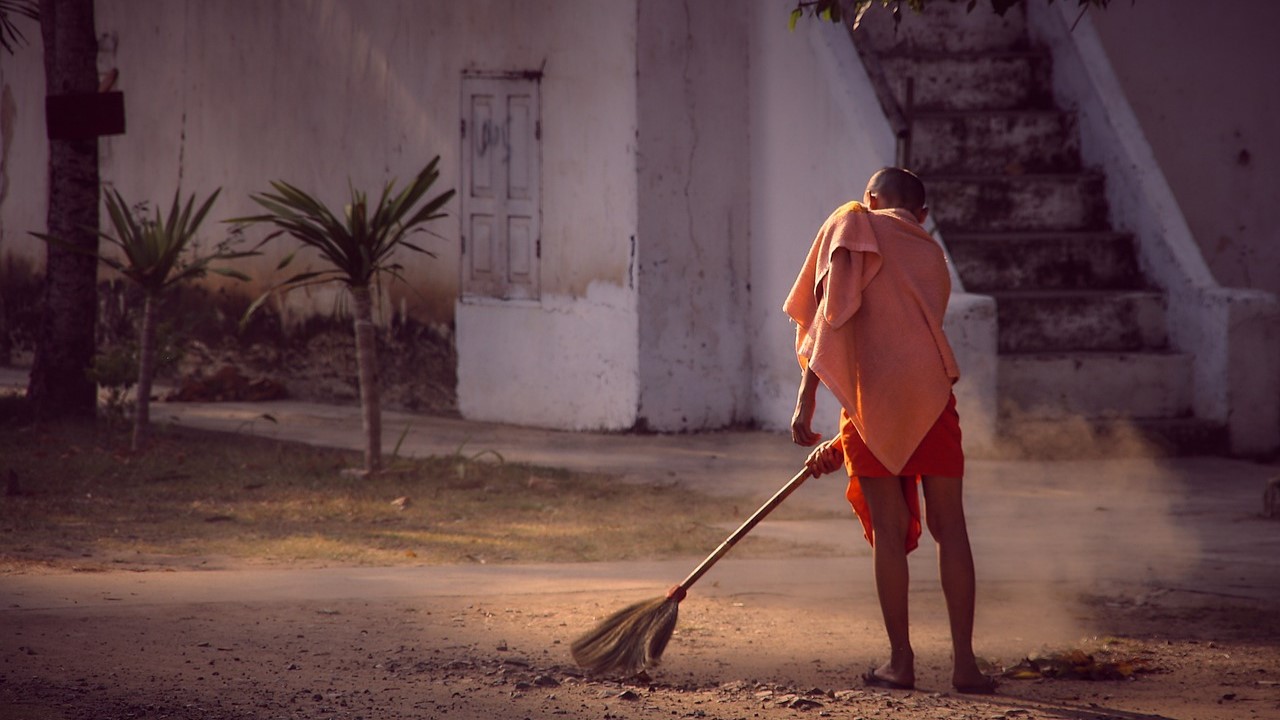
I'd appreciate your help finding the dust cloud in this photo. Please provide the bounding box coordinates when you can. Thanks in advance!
[959,412,1222,657]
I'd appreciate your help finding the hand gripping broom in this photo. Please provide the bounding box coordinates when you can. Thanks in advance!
[571,466,814,676]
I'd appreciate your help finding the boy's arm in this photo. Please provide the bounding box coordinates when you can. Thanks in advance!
[790,366,823,447]
[792,367,845,475]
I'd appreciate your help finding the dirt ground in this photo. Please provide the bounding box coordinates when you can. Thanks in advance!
[2,558,1278,720]
[2,370,1277,719]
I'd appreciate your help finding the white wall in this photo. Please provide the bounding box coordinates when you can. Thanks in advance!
[748,7,897,436]
[1028,2,1280,454]
[634,0,752,431]
[3,0,1004,442]
[101,0,466,321]
[1,0,647,430]
[456,282,639,430]
[2,0,640,322]
[1088,1,1280,300]
[1086,2,1280,453]
[452,0,643,430]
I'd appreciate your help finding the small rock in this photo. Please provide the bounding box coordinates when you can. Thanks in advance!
[533,674,560,687]
[805,687,829,697]
[391,496,411,510]
[616,689,642,701]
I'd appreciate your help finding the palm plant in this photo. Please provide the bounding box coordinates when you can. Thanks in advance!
[234,158,455,475]
[0,0,37,54]
[37,187,255,450]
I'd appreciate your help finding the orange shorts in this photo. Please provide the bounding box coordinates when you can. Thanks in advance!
[839,393,964,553]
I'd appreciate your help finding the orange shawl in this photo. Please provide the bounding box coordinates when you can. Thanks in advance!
[783,202,959,474]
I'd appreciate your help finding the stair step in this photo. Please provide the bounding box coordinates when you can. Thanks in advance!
[911,110,1080,174]
[853,4,1226,454]
[946,232,1142,292]
[926,174,1109,232]
[880,51,1052,111]
[855,2,1028,54]
[998,351,1193,420]
[993,417,1229,458]
[990,290,1168,353]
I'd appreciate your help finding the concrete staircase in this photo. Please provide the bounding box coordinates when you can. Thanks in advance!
[853,2,1227,456]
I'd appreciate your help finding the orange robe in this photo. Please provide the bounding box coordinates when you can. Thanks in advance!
[783,202,961,552]
[840,393,963,552]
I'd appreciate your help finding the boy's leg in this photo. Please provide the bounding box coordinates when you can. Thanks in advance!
[921,475,991,691]
[858,475,916,687]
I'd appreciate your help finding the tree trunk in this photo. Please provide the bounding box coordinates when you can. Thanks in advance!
[27,0,100,418]
[132,292,158,452]
[351,285,382,475]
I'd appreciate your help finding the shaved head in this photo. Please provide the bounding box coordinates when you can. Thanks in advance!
[866,167,927,214]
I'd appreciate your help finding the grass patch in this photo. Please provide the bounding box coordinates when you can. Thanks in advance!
[0,397,811,572]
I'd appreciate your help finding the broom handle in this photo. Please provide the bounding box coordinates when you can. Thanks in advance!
[676,467,813,593]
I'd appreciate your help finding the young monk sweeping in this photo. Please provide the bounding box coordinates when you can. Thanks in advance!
[783,167,996,694]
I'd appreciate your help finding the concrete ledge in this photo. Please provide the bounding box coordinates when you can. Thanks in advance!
[944,292,998,456]
[456,284,640,431]
[999,351,1193,420]
[1175,287,1280,456]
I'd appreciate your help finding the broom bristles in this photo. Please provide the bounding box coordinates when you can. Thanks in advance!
[571,469,812,676]
[571,595,681,676]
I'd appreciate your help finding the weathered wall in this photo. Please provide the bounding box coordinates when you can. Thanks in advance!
[0,2,1070,442]
[3,0,645,423]
[1089,1,1280,299]
[749,5,890,433]
[456,282,639,430]
[634,0,751,431]
[1028,2,1280,454]
[1,0,638,322]
[1090,1,1280,452]
[455,1,642,430]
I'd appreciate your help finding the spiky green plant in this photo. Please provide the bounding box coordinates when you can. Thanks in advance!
[0,0,37,54]
[37,187,255,450]
[232,158,455,475]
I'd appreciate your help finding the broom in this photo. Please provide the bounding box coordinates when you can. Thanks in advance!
[571,466,814,676]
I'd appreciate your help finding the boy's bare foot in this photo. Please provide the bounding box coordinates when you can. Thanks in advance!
[863,661,915,690]
[952,667,998,694]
